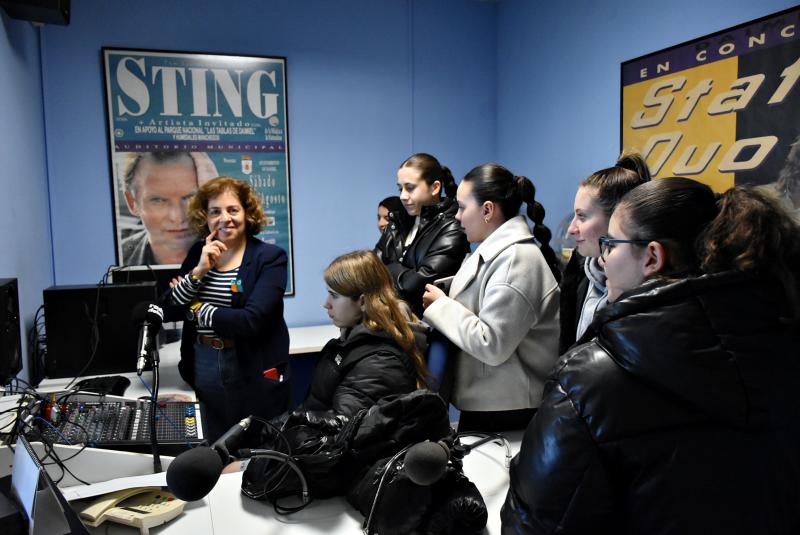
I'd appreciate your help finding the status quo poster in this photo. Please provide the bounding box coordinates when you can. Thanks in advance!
[103,48,294,294]
[621,6,800,216]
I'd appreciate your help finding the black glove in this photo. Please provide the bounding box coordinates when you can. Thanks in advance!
[420,465,487,535]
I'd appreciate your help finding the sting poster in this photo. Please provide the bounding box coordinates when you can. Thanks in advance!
[621,6,800,219]
[103,48,294,294]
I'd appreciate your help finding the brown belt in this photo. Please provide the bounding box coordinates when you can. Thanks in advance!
[197,335,235,349]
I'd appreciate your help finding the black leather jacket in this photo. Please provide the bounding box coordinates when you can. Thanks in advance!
[502,271,800,535]
[375,197,469,316]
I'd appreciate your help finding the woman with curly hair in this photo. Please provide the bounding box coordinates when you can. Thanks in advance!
[165,176,290,441]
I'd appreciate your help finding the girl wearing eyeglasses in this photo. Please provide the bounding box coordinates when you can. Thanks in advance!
[560,154,650,354]
[503,178,800,535]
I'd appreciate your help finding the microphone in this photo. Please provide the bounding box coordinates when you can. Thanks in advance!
[131,302,164,375]
[166,416,252,501]
[212,416,252,465]
[403,440,450,486]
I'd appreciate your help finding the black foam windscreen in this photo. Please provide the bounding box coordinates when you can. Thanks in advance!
[404,440,450,486]
[131,301,164,331]
[166,446,224,501]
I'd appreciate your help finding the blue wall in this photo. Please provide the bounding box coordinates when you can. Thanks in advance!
[0,13,54,381]
[39,0,497,327]
[496,0,799,240]
[5,0,796,340]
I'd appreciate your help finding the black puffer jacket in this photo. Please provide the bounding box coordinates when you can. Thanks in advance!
[299,324,419,417]
[502,271,800,535]
[375,197,469,316]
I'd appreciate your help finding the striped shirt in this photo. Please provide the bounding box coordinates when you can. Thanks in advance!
[171,267,240,336]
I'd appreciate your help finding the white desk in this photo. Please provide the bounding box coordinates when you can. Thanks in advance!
[289,324,340,355]
[6,323,521,534]
[35,323,339,396]
[66,432,520,534]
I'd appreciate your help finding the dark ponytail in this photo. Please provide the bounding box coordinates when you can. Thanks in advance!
[462,163,562,283]
[582,152,651,217]
[440,165,458,198]
[616,178,717,277]
[399,153,457,199]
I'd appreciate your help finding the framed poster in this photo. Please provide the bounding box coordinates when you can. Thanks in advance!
[621,6,800,210]
[103,47,294,294]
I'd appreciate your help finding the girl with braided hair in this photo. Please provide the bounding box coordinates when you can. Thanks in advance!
[422,163,560,432]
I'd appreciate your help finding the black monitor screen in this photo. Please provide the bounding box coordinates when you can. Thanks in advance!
[43,282,158,378]
[109,265,182,297]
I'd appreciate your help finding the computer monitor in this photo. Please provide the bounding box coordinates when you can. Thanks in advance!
[108,265,182,297]
[43,282,158,378]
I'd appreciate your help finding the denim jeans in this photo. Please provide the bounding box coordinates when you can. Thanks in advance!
[193,342,289,442]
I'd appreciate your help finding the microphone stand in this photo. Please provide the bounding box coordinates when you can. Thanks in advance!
[149,345,162,473]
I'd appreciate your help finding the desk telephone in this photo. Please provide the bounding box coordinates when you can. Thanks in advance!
[78,487,185,534]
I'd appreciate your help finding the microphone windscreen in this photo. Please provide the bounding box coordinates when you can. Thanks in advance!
[131,302,164,330]
[166,446,224,501]
[404,441,449,486]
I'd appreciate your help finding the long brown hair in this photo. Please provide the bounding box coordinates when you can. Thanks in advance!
[324,250,429,386]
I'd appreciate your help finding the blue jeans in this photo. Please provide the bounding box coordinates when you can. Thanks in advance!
[193,342,289,442]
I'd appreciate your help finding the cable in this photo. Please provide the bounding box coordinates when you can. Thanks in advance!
[64,265,119,390]
[137,375,190,448]
[240,449,312,515]
[34,416,72,445]
[456,431,512,469]
[19,418,91,486]
[362,444,413,535]
[27,305,47,386]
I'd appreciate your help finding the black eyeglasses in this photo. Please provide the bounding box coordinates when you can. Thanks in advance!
[598,236,652,261]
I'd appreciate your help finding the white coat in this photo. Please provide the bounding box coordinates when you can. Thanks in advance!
[423,216,560,411]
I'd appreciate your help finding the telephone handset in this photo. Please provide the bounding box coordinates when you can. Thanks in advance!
[78,486,185,534]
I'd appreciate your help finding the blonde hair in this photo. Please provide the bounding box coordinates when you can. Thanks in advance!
[324,250,429,386]
[188,176,267,237]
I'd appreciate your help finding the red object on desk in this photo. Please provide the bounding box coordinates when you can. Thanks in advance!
[263,368,282,382]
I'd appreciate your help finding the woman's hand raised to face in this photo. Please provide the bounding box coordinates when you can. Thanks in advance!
[422,283,446,309]
[194,229,228,279]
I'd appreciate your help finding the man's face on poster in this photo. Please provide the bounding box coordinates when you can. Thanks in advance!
[124,156,198,260]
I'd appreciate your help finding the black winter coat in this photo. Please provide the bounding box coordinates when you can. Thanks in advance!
[299,324,419,417]
[557,249,589,355]
[502,271,800,535]
[375,197,469,317]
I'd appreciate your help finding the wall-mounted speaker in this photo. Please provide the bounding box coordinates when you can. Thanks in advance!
[0,0,70,26]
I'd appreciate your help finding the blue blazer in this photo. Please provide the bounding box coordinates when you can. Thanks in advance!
[163,236,290,389]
